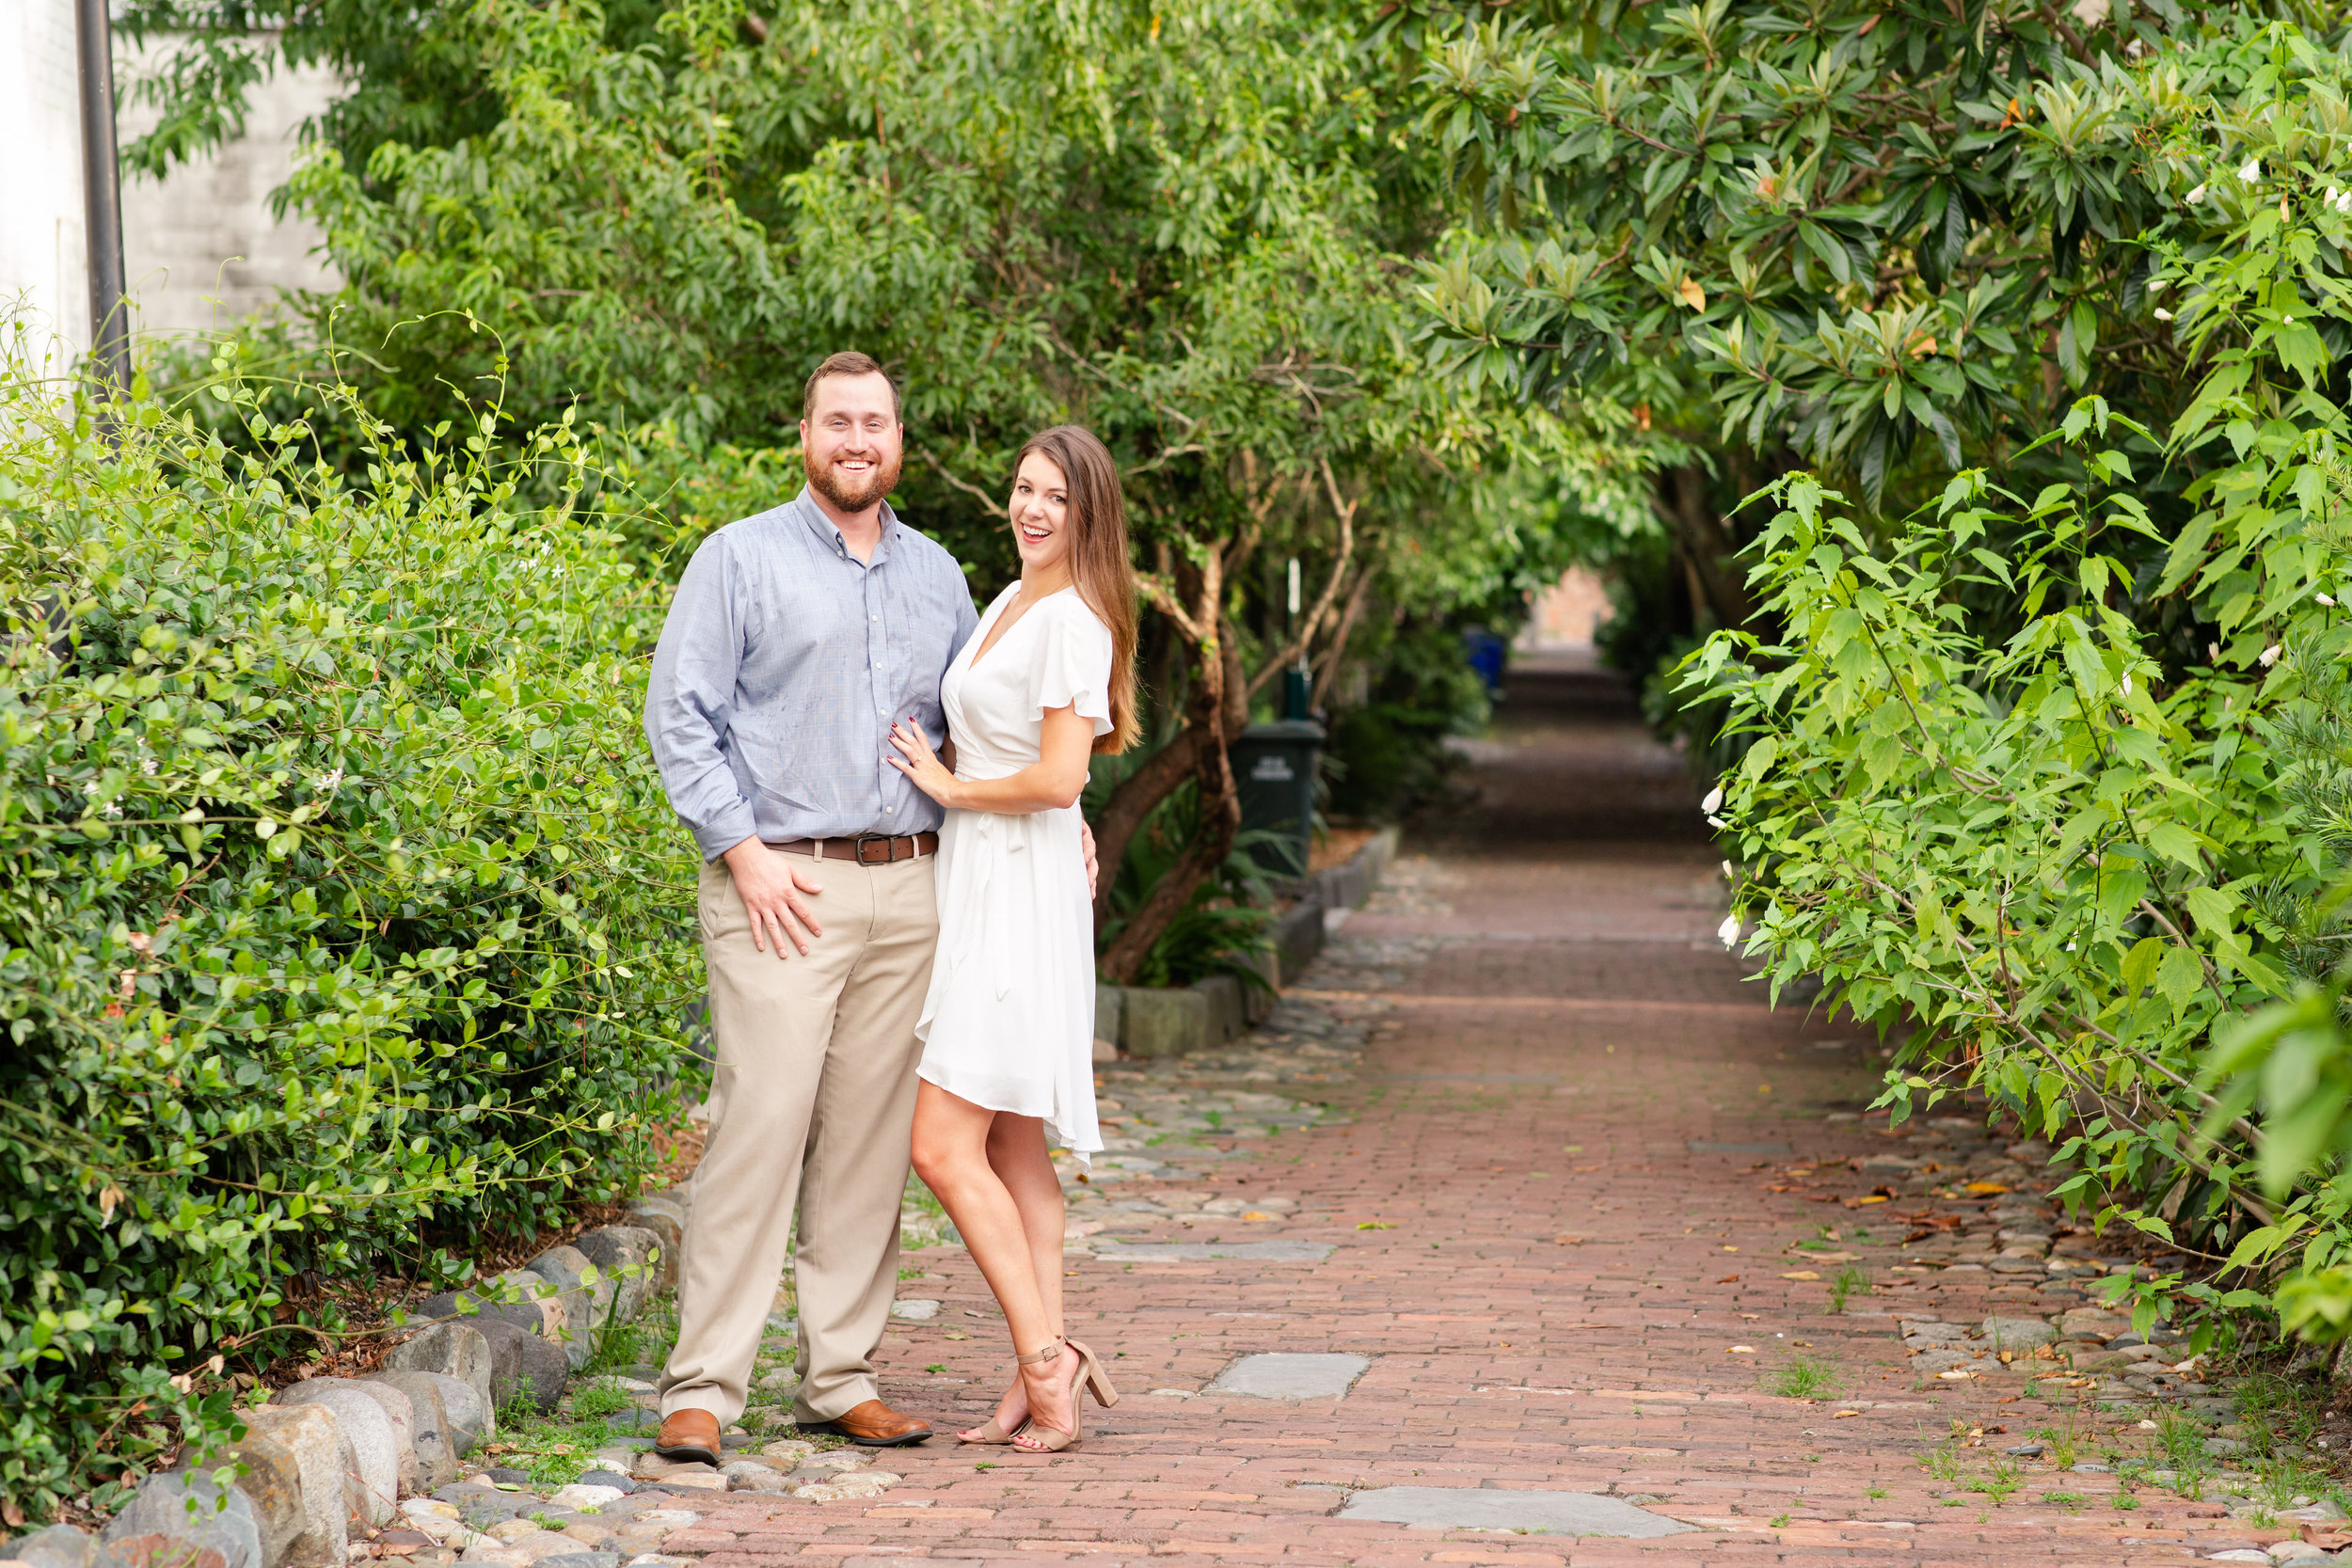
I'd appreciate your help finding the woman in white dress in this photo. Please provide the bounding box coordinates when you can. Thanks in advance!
[886,425,1138,1454]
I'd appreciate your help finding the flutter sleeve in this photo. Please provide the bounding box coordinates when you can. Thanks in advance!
[1033,598,1116,738]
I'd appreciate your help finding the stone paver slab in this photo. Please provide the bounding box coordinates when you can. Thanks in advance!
[1204,1353,1371,1399]
[1089,1240,1334,1262]
[1336,1486,1693,1538]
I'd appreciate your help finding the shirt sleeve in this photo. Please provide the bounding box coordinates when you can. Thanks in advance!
[643,532,761,860]
[1033,600,1115,738]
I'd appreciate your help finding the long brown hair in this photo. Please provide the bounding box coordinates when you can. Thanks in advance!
[1016,425,1139,754]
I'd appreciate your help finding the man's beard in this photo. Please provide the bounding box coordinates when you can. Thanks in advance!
[805,446,903,513]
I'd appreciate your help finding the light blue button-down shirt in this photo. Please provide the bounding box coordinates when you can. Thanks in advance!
[644,489,980,860]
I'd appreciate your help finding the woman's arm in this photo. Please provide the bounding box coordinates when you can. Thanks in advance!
[888,705,1094,815]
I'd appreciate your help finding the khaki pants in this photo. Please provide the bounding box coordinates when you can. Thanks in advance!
[659,847,938,1426]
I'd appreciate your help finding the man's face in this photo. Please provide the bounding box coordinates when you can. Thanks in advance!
[801,372,904,514]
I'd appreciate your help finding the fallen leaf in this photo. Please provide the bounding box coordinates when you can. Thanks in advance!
[1555,1234,1586,1245]
[1834,1410,1860,1418]
[1780,1271,1821,1281]
[1357,1220,1394,1230]
[1963,1181,2010,1195]
[1677,275,1707,310]
[1716,1274,1740,1283]
[1728,1345,1756,1354]
[1722,1245,1740,1252]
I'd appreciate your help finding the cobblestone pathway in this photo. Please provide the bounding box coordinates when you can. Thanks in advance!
[684,656,2318,1566]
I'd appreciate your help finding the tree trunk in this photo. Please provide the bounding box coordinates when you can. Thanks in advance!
[1652,464,1753,631]
[1094,546,1248,982]
[1097,627,1241,984]
[1089,619,1248,931]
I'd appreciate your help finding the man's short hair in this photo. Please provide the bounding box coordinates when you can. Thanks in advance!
[802,351,901,422]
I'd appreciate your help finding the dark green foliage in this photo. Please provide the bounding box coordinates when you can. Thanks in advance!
[1325,623,1489,823]
[0,335,697,1518]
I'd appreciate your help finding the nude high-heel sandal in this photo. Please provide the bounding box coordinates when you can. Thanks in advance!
[959,1343,1063,1445]
[1059,1338,1120,1410]
[1009,1339,1085,1453]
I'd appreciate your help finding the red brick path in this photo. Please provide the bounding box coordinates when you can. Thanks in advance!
[691,657,2244,1565]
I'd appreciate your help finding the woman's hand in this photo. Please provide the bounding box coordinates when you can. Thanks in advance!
[888,720,963,808]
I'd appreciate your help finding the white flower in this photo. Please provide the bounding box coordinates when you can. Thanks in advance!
[2185,183,2207,203]
[2154,309,2173,322]
[2207,641,2221,663]
[1721,860,1735,879]
[1718,914,1742,950]
[2240,159,2261,182]
[1701,784,1724,816]
[2120,673,2132,695]
[103,800,122,818]
[2260,644,2283,667]
[140,757,157,775]
[315,768,345,792]
[2334,189,2352,214]
[2321,593,2337,607]
[2283,313,2295,325]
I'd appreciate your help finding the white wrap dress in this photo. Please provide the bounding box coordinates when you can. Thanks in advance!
[914,583,1109,1162]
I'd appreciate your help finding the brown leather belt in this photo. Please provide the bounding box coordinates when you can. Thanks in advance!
[765,832,937,864]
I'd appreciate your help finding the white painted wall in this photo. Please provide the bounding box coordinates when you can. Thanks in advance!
[0,0,98,370]
[119,46,342,340]
[0,6,342,368]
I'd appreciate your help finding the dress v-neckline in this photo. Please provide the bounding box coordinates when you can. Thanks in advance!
[968,583,1070,672]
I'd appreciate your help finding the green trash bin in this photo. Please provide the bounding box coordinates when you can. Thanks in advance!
[1229,720,1325,879]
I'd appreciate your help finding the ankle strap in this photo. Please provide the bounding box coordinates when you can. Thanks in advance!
[1016,1338,1065,1366]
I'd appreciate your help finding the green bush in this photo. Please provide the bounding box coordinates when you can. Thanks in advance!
[0,330,697,1518]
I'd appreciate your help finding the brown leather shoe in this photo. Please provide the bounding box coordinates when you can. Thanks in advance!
[796,1398,932,1448]
[652,1407,721,1465]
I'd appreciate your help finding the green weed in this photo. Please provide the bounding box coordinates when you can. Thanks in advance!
[1828,1265,1869,1313]
[568,1378,628,1419]
[1770,1354,1837,1401]
[1966,1457,2022,1505]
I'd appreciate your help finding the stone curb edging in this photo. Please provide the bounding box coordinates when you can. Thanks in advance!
[1096,824,1397,1061]
[8,1217,693,1568]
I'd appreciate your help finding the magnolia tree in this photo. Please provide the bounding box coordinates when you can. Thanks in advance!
[1406,0,2347,643]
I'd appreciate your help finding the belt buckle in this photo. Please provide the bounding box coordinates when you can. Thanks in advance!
[859,835,898,865]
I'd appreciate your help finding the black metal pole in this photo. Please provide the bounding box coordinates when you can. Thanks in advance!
[76,0,131,398]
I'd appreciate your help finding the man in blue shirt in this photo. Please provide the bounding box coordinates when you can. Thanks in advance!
[641,352,975,1455]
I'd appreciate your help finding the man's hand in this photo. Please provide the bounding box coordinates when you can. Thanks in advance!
[720,837,824,957]
[1079,820,1100,899]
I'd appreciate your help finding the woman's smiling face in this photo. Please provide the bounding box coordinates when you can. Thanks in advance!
[1009,451,1073,575]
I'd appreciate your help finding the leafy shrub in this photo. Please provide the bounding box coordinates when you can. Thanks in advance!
[1324,621,1490,823]
[1681,17,2352,1346]
[0,330,696,1518]
[1092,771,1278,991]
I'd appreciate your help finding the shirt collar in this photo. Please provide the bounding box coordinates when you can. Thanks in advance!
[794,486,898,564]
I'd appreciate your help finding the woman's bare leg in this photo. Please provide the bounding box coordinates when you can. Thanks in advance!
[960,1115,1068,1434]
[910,1084,1078,1441]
